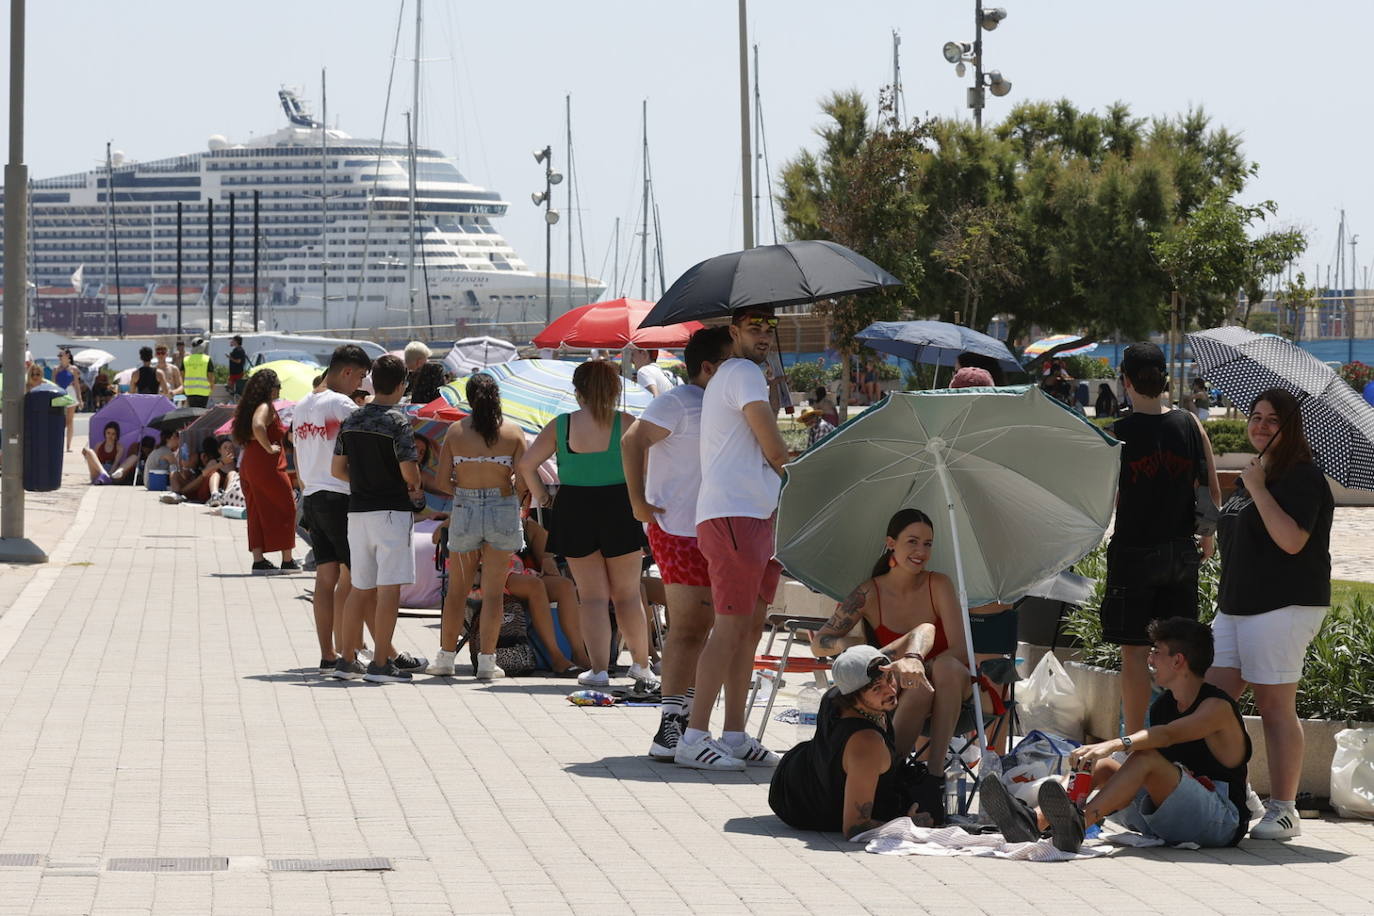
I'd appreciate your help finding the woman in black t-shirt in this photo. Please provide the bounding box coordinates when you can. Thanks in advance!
[1209,387,1333,841]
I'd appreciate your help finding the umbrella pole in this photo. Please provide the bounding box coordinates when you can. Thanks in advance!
[933,452,990,765]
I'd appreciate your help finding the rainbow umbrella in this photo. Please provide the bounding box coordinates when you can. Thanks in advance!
[433,358,652,436]
[1023,334,1098,358]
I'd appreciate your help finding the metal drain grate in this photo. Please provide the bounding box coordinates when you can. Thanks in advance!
[268,858,393,872]
[107,857,230,872]
[0,854,42,867]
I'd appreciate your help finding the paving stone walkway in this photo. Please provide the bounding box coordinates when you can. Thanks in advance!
[0,439,1372,913]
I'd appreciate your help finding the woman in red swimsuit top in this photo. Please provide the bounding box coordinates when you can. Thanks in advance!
[810,508,972,762]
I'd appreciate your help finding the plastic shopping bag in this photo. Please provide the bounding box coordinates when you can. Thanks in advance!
[1331,728,1374,820]
[1014,652,1085,743]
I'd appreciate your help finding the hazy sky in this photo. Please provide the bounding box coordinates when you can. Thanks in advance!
[4,0,1367,296]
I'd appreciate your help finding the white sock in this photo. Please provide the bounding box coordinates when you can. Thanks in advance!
[683,728,709,745]
[721,730,747,748]
[1270,798,1296,811]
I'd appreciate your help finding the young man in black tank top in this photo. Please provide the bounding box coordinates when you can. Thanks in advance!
[981,617,1251,851]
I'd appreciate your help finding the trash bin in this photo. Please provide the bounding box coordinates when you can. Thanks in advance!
[23,388,65,491]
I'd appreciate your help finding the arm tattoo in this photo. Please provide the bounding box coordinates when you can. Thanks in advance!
[845,801,882,839]
[817,585,868,649]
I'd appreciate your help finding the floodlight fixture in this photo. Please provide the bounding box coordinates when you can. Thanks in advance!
[942,40,972,64]
[981,7,1007,30]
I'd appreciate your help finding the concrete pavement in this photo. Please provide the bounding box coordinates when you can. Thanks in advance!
[0,449,1373,913]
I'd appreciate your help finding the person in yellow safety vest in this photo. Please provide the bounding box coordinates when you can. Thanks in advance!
[183,338,214,407]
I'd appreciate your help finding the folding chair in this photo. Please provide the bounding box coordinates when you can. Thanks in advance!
[745,616,834,742]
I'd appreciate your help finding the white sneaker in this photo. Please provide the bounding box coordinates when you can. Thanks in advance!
[357,646,374,664]
[627,663,661,695]
[674,734,746,771]
[425,649,456,676]
[1250,803,1301,840]
[475,653,505,681]
[722,734,781,767]
[577,669,610,688]
[1245,784,1266,819]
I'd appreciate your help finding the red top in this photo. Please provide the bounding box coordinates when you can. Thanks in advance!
[872,573,949,660]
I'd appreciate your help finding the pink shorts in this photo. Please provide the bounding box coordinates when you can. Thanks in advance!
[647,522,711,588]
[696,516,782,617]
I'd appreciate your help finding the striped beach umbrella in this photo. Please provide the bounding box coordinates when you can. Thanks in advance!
[432,358,652,436]
[1023,334,1098,359]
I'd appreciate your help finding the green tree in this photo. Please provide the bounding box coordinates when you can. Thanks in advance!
[931,201,1025,332]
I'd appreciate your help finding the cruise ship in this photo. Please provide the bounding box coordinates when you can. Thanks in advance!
[0,90,605,334]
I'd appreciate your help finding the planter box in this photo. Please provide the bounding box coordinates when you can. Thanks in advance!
[1244,716,1374,798]
[1065,660,1122,742]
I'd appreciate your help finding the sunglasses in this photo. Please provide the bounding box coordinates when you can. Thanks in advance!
[743,317,779,330]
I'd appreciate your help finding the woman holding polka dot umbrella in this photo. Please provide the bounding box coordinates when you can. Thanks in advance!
[1187,326,1372,841]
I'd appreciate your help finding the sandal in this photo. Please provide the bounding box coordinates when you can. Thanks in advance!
[553,665,587,679]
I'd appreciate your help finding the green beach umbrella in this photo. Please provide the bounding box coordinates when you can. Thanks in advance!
[776,385,1120,752]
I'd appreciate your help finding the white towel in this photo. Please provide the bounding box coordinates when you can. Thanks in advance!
[852,817,1110,862]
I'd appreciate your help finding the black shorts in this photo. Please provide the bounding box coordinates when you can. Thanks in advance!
[547,483,646,560]
[1100,537,1201,646]
[302,490,351,567]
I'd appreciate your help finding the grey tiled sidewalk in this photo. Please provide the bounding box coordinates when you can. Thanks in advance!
[0,484,1373,915]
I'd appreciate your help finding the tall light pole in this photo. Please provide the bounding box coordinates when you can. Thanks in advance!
[942,2,1011,129]
[1,0,46,562]
[738,0,753,250]
[531,145,561,324]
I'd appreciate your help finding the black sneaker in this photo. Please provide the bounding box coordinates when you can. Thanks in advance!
[251,559,278,575]
[318,657,336,675]
[327,657,365,680]
[649,713,685,760]
[363,660,413,683]
[279,559,302,573]
[1038,779,1086,853]
[978,774,1041,843]
[393,651,428,674]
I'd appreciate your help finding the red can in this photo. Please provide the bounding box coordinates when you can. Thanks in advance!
[1067,769,1093,806]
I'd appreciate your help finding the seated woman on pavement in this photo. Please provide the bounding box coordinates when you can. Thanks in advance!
[145,428,181,491]
[810,508,971,768]
[81,421,139,485]
[770,645,944,836]
[206,437,239,506]
[979,617,1251,853]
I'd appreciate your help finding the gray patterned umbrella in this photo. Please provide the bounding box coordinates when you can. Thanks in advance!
[1188,326,1374,490]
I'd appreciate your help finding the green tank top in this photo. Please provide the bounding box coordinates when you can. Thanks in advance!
[555,411,626,486]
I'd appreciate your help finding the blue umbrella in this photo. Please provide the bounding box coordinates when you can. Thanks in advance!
[855,320,1021,373]
[89,393,176,451]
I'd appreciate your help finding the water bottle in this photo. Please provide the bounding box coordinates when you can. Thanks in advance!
[944,763,966,819]
[796,683,822,743]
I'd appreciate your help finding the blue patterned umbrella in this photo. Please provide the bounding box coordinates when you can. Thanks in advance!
[1188,326,1374,490]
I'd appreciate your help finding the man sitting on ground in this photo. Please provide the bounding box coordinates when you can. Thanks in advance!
[980,617,1252,852]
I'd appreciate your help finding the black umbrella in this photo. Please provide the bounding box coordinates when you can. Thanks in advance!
[637,240,901,328]
[149,406,208,432]
[1188,326,1374,490]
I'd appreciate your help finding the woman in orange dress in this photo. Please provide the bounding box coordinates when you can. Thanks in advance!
[231,369,298,574]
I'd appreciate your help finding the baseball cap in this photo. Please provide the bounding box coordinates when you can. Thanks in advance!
[1120,342,1165,378]
[831,645,891,696]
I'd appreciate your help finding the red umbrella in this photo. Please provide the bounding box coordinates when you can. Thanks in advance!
[416,396,468,421]
[532,297,704,349]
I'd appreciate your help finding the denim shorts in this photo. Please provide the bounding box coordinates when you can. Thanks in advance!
[448,488,523,553]
[1117,763,1239,847]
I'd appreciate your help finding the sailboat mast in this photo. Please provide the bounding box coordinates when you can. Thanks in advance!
[737,0,753,250]
[892,30,903,123]
[320,68,328,329]
[753,44,761,247]
[641,100,648,301]
[613,217,620,300]
[407,0,423,329]
[566,94,573,312]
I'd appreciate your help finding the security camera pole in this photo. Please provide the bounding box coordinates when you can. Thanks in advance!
[942,3,1010,130]
[1,0,46,563]
[971,0,986,129]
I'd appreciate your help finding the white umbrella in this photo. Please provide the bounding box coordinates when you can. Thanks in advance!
[445,336,517,376]
[72,348,115,367]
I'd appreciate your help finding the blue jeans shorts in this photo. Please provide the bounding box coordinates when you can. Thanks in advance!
[448,488,523,554]
[1117,762,1239,847]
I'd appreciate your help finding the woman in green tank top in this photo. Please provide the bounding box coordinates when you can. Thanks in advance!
[519,360,657,693]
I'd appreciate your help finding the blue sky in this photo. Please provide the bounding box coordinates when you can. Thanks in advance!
[4,0,1366,297]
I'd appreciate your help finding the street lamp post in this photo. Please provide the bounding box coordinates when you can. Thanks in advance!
[531,146,562,325]
[942,2,1011,129]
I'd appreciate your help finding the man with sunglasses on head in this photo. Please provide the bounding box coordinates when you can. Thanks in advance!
[675,307,790,770]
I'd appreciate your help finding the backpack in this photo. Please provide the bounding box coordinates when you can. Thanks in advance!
[464,596,536,675]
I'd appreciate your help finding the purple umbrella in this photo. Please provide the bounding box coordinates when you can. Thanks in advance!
[89,393,176,451]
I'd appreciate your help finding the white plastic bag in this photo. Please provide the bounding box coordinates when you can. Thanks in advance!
[1331,727,1374,820]
[1015,652,1085,743]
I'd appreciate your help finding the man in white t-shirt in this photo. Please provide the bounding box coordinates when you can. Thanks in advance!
[622,326,734,761]
[675,307,791,771]
[631,346,674,397]
[293,345,371,674]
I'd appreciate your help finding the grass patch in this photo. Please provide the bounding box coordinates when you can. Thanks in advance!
[1331,579,1374,609]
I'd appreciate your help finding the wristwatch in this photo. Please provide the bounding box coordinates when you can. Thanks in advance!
[1121,735,1133,752]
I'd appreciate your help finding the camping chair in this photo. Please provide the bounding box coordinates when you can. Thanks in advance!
[745,616,834,742]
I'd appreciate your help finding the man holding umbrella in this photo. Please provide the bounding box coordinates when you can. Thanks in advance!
[675,308,790,770]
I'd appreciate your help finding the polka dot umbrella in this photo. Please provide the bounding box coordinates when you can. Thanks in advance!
[1188,326,1374,490]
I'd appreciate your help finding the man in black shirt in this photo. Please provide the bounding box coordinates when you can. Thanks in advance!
[331,354,425,683]
[981,617,1251,852]
[1103,343,1220,734]
[227,335,248,401]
